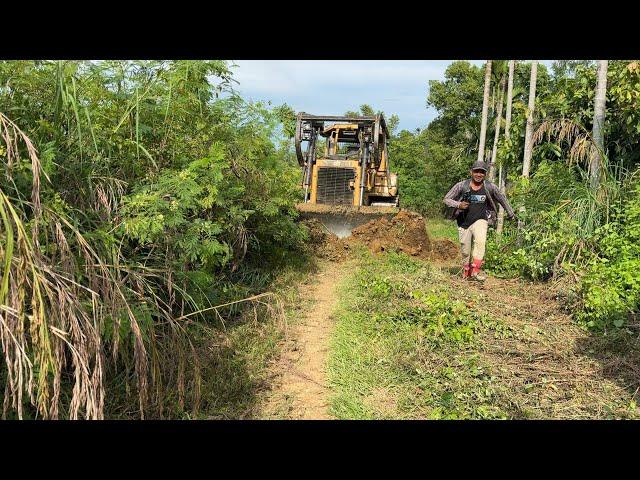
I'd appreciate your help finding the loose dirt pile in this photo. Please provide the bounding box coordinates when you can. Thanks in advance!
[429,238,460,262]
[303,218,351,261]
[303,210,459,262]
[351,210,432,259]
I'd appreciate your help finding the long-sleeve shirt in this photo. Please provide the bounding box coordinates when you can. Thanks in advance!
[443,179,515,226]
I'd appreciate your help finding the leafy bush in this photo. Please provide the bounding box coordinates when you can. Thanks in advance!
[0,60,307,419]
[575,183,640,329]
[486,162,640,331]
[485,159,633,280]
[485,207,588,280]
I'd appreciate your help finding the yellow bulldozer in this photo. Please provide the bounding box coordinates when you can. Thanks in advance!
[294,112,399,237]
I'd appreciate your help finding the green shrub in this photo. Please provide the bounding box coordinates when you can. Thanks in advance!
[575,184,640,329]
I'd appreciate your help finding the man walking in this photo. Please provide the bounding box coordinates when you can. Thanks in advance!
[443,161,516,281]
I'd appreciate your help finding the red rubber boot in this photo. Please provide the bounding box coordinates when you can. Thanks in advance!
[470,259,487,281]
[462,263,471,279]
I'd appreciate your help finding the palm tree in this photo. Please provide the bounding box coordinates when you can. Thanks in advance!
[477,60,492,163]
[488,73,507,182]
[590,60,608,189]
[522,60,538,178]
[497,60,515,235]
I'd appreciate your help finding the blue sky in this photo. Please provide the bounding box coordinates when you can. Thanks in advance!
[228,60,555,133]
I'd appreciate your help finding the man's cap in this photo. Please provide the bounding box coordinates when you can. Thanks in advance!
[471,161,489,172]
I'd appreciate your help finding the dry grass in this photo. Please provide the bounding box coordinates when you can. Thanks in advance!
[1,111,147,418]
[452,274,640,418]
[532,118,597,167]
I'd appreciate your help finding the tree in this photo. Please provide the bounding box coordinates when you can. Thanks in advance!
[359,104,375,116]
[590,60,608,189]
[412,61,486,213]
[344,105,399,134]
[387,114,400,135]
[522,60,538,178]
[552,60,594,78]
[478,61,492,163]
[488,73,506,182]
[497,60,515,235]
[504,61,516,143]
[273,103,297,138]
[426,61,484,145]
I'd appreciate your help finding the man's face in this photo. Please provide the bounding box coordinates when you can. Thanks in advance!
[471,169,486,183]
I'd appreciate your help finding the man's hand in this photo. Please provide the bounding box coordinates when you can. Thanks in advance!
[458,201,469,210]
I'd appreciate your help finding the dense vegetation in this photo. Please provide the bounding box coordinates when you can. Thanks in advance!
[1,59,638,419]
[0,61,307,419]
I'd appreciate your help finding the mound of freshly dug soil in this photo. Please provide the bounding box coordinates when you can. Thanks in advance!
[303,218,350,262]
[303,210,459,262]
[351,210,433,259]
[430,238,460,262]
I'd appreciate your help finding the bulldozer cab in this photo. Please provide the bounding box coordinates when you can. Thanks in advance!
[294,113,399,237]
[322,123,361,158]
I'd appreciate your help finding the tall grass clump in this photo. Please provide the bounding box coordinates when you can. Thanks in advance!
[0,112,209,419]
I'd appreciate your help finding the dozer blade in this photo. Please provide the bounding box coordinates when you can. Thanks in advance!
[296,203,399,238]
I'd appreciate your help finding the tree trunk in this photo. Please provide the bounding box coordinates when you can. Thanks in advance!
[490,85,495,119]
[522,60,538,178]
[497,60,515,236]
[590,60,608,189]
[477,60,492,164]
[485,81,495,165]
[488,75,506,182]
[504,61,516,141]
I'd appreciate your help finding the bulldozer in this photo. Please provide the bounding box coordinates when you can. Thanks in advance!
[295,112,399,237]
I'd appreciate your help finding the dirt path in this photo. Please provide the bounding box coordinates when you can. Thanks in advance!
[260,260,345,419]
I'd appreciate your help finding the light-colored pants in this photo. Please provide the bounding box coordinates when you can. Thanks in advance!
[458,219,488,264]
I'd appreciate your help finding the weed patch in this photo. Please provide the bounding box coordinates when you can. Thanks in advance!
[327,249,640,419]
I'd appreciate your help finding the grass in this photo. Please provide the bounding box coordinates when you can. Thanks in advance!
[99,250,320,419]
[326,248,640,419]
[327,249,511,419]
[425,217,458,242]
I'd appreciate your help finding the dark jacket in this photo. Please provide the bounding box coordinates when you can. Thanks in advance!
[443,179,515,227]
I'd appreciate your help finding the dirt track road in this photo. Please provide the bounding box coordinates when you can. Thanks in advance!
[260,260,343,419]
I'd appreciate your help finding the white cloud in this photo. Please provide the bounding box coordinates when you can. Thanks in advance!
[228,60,556,132]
